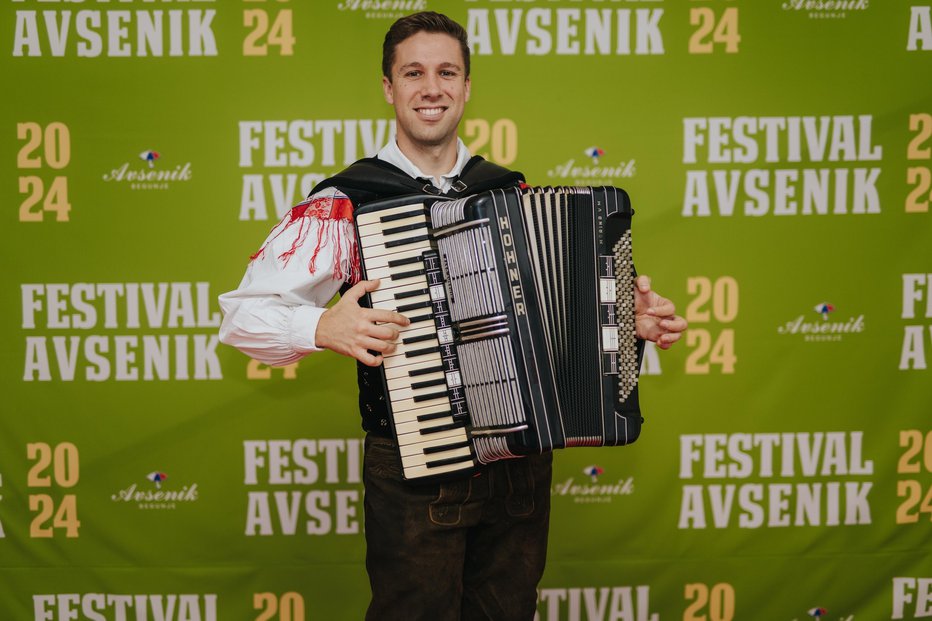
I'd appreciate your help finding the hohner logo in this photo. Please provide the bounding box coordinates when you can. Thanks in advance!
[499,216,526,316]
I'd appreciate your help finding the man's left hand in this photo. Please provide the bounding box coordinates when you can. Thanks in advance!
[634,275,688,350]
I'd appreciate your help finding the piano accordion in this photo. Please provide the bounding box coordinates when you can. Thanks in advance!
[355,186,642,482]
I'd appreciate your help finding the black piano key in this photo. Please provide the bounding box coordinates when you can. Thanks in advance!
[387,255,423,268]
[423,441,471,454]
[409,365,445,377]
[413,390,448,403]
[385,234,430,248]
[420,421,466,435]
[395,288,429,300]
[383,221,429,236]
[403,333,436,345]
[416,410,452,422]
[380,209,427,223]
[410,377,446,390]
[397,300,432,312]
[405,345,441,358]
[407,313,433,325]
[426,454,474,469]
[392,268,426,280]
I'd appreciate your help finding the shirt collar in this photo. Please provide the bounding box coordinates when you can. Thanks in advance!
[376,138,471,193]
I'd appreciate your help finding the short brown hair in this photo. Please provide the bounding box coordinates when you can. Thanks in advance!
[382,11,470,80]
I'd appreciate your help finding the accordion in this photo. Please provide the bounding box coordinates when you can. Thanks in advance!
[355,186,642,482]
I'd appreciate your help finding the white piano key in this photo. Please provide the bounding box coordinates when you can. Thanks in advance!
[373,293,431,312]
[371,318,432,334]
[401,450,473,472]
[360,230,431,255]
[382,336,440,361]
[403,460,474,480]
[394,415,457,437]
[370,278,429,304]
[366,263,426,281]
[391,325,438,345]
[390,401,451,424]
[384,356,444,380]
[383,350,442,372]
[391,393,449,414]
[367,272,427,292]
[355,203,427,227]
[358,214,428,239]
[360,246,426,271]
[386,370,445,392]
[398,433,471,459]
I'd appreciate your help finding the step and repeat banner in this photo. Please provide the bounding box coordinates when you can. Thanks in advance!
[2,1,931,619]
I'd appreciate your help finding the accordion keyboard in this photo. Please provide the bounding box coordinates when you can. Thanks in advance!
[356,200,476,480]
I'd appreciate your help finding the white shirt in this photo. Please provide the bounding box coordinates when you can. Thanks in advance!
[218,140,471,365]
[377,138,470,194]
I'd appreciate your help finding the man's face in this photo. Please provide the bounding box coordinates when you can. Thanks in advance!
[382,31,470,151]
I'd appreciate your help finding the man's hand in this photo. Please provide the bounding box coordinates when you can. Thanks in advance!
[634,275,688,350]
[315,279,411,367]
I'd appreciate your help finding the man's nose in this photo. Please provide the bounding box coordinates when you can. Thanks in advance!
[421,73,442,97]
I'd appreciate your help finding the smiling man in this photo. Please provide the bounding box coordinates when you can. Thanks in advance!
[383,29,470,159]
[219,11,686,621]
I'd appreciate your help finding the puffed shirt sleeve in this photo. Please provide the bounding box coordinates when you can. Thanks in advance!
[218,187,359,366]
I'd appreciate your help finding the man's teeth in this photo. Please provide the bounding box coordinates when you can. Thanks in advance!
[418,108,444,117]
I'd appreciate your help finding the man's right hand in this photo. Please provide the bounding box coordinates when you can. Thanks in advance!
[315,279,411,367]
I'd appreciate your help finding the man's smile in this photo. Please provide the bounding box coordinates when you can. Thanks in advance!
[415,106,447,118]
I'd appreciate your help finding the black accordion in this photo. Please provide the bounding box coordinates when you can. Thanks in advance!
[355,186,642,482]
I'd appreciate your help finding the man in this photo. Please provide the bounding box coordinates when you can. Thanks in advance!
[219,11,686,620]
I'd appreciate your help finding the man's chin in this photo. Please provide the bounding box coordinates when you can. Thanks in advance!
[408,130,455,149]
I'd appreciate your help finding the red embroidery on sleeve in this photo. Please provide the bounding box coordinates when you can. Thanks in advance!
[249,193,360,283]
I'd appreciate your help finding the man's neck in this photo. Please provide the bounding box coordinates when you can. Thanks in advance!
[395,135,459,180]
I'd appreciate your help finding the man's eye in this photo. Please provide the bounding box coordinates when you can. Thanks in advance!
[405,71,421,78]
[441,70,457,77]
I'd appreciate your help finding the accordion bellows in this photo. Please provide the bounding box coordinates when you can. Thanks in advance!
[355,186,642,482]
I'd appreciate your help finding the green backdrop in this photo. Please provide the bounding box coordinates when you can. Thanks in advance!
[2,1,931,619]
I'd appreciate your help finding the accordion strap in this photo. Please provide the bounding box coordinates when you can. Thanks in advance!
[310,156,525,206]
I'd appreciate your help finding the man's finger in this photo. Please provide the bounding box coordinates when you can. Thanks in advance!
[650,299,677,317]
[368,324,400,342]
[344,279,381,302]
[636,275,651,292]
[361,336,395,354]
[356,349,383,367]
[365,308,411,326]
[662,316,688,332]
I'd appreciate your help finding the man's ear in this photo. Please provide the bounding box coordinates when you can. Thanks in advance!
[382,76,394,105]
[464,77,471,102]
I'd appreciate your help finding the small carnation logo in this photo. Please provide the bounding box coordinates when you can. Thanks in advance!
[814,302,835,320]
[111,471,199,510]
[547,145,636,185]
[781,0,869,20]
[790,606,853,621]
[584,146,605,164]
[147,471,168,489]
[139,150,160,168]
[336,0,428,20]
[552,465,634,504]
[102,148,193,191]
[583,465,604,483]
[777,300,864,342]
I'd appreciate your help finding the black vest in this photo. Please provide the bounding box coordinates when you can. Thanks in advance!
[311,155,525,436]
